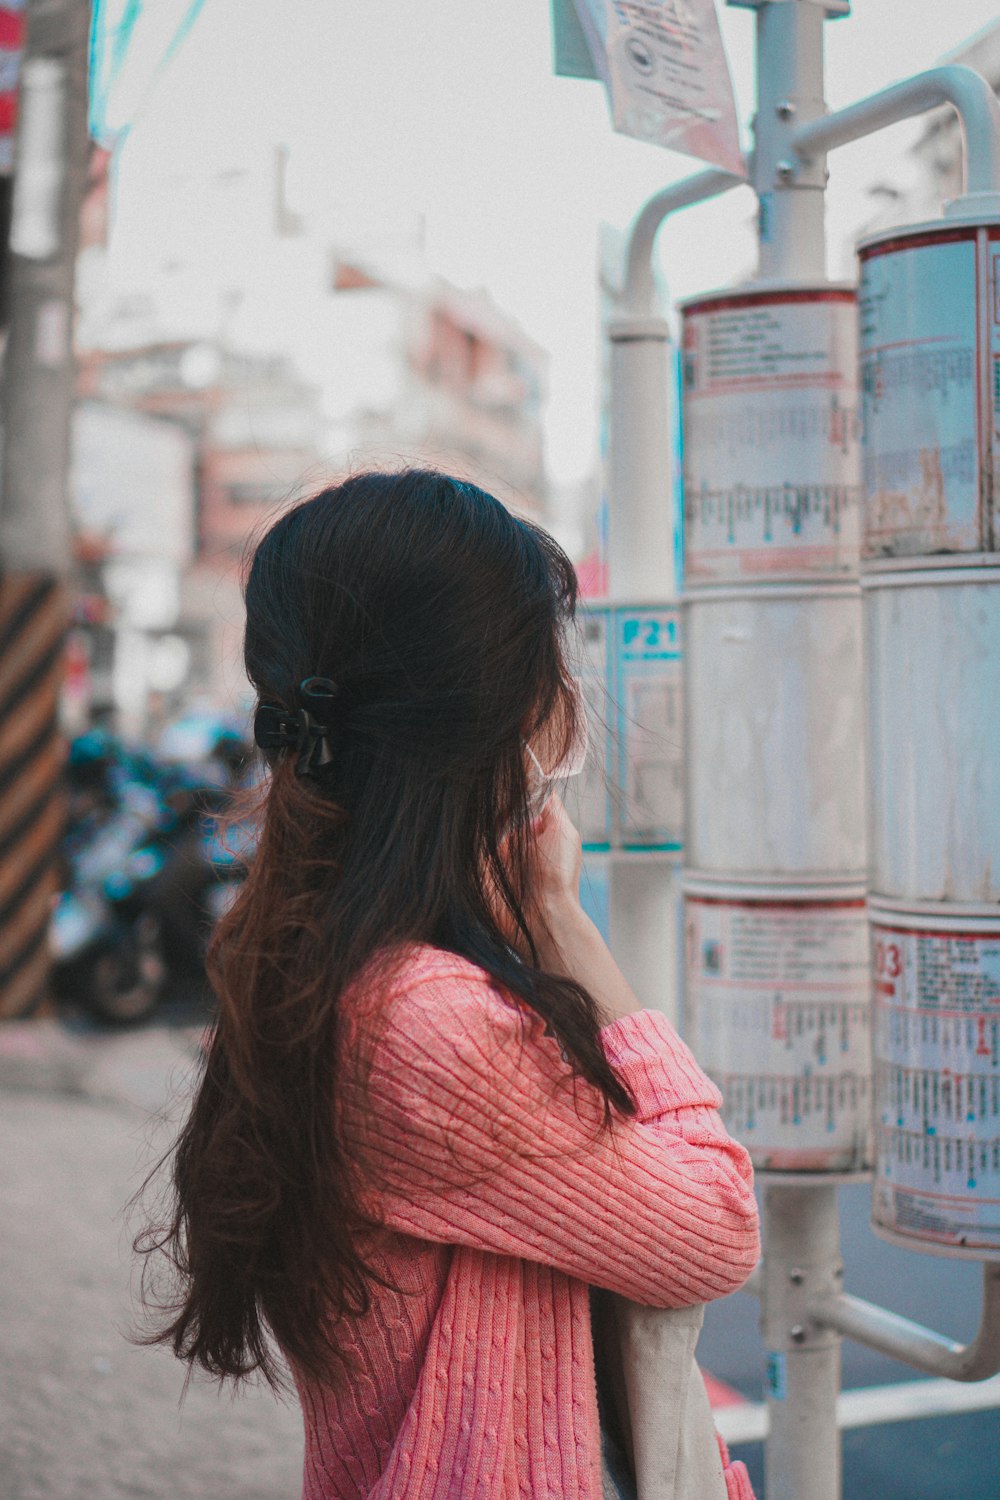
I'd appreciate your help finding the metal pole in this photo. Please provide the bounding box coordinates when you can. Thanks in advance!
[606,855,680,1022]
[1,0,89,572]
[605,316,678,1016]
[0,0,91,1018]
[663,17,863,1494]
[608,169,744,1017]
[606,318,675,604]
[746,6,846,1495]
[751,0,829,282]
[743,1258,1000,1383]
[598,9,1000,1489]
[761,1184,843,1500]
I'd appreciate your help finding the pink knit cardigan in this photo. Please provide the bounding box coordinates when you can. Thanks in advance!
[296,943,760,1499]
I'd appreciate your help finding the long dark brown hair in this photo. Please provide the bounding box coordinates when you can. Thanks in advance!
[134,469,636,1394]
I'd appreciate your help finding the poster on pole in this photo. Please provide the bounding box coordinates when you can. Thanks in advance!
[872,914,1000,1257]
[613,605,683,850]
[686,896,872,1172]
[553,0,744,175]
[681,287,861,583]
[858,226,984,558]
[565,605,614,851]
[566,604,683,851]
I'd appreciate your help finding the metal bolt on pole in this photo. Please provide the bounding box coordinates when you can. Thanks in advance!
[744,0,833,282]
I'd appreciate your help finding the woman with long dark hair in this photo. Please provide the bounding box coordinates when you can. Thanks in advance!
[136,469,759,1499]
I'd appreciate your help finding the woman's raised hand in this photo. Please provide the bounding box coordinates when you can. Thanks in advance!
[524,795,583,930]
[489,795,642,1023]
[487,795,582,961]
[525,797,645,1025]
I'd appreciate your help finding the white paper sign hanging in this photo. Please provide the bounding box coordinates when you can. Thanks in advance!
[570,0,744,175]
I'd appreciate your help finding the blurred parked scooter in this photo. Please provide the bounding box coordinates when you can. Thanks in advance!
[51,732,169,1023]
[143,713,256,983]
[51,719,257,1024]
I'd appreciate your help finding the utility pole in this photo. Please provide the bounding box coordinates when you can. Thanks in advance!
[0,0,90,1019]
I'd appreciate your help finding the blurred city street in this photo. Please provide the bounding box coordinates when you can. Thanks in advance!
[0,1013,303,1500]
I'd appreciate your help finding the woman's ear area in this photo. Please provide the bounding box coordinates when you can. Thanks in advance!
[519,693,548,752]
[524,679,578,775]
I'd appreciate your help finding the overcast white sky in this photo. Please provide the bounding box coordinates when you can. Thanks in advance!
[104,0,1000,487]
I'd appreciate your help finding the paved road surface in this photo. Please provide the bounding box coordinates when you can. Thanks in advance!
[0,1031,303,1500]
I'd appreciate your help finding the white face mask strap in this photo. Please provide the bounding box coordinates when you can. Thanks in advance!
[524,742,547,780]
[524,677,590,784]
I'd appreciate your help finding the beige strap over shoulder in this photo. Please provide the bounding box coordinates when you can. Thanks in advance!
[598,1296,728,1500]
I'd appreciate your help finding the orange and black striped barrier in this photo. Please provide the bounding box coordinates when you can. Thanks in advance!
[0,572,68,1019]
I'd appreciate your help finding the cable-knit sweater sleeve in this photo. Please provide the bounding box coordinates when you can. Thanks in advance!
[341,956,759,1307]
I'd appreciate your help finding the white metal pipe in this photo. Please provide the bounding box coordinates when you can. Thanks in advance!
[607,165,743,1025]
[761,1184,842,1500]
[608,859,682,1025]
[605,322,682,1018]
[792,64,1000,196]
[717,1372,1000,1447]
[606,320,675,603]
[810,1264,1000,1382]
[621,168,743,317]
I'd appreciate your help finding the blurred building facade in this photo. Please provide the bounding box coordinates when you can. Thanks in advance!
[69,146,550,731]
[331,260,547,518]
[68,399,195,735]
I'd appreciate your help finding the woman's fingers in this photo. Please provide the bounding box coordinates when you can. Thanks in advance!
[485,796,584,961]
[529,795,583,909]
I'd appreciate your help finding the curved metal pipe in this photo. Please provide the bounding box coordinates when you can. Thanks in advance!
[619,64,1000,319]
[621,166,746,317]
[810,1263,1000,1382]
[792,64,1000,196]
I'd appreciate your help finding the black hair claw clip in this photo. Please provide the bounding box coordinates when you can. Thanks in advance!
[253,677,340,774]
